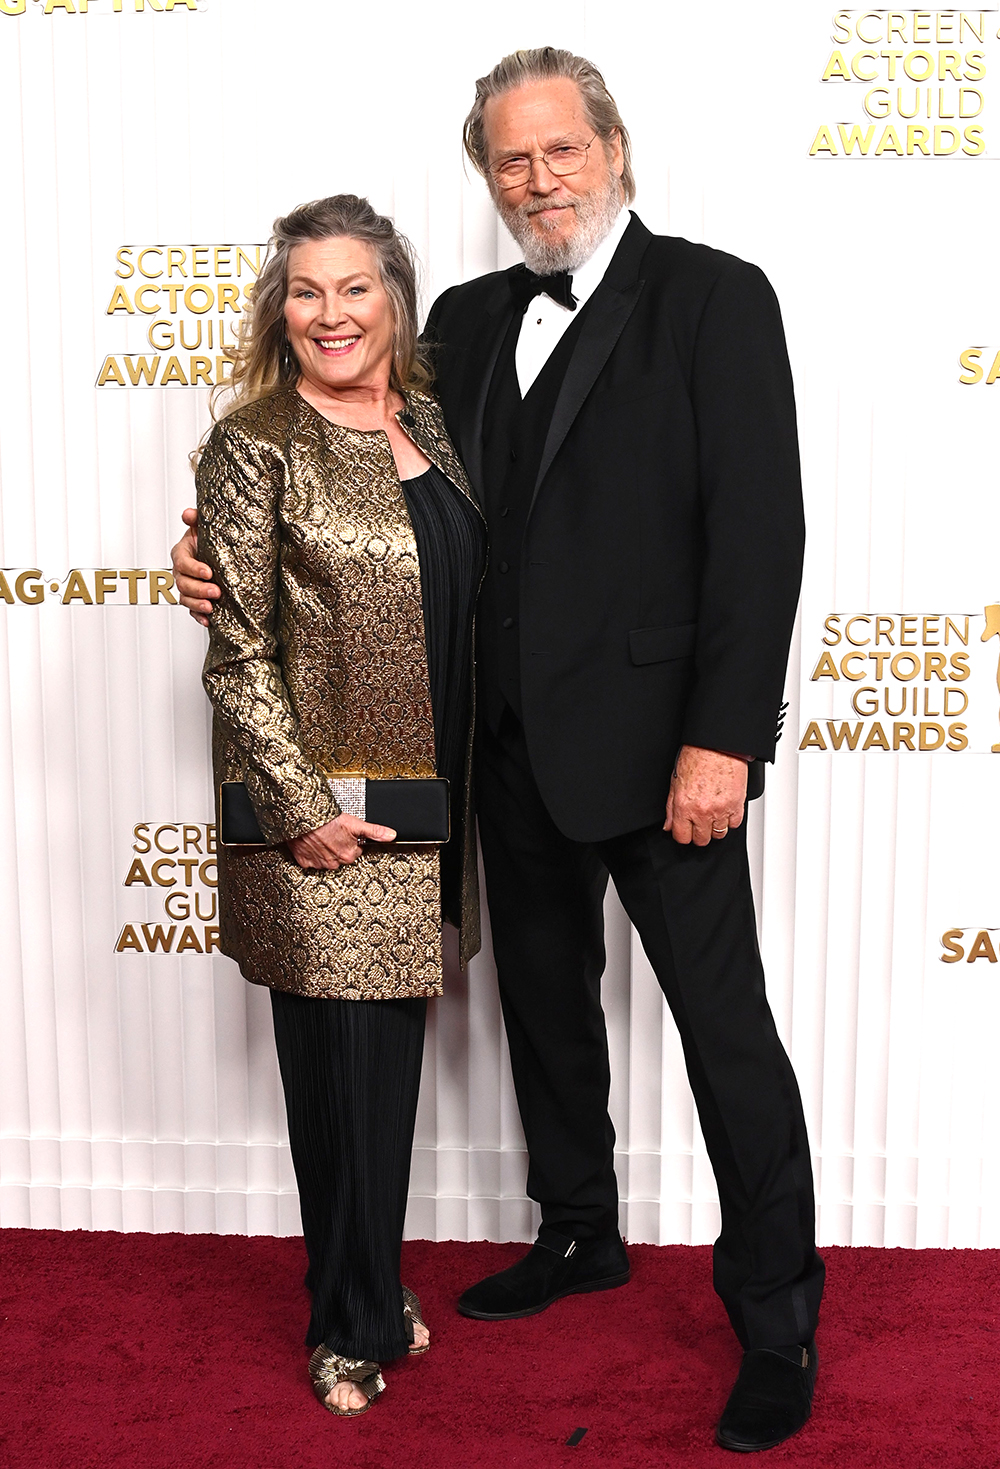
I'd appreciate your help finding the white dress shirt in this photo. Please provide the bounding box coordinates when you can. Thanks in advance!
[514,208,631,396]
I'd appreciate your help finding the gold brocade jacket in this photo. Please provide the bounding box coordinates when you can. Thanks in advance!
[196,385,482,1000]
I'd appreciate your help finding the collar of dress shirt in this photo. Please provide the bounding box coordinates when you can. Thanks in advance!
[565,207,631,308]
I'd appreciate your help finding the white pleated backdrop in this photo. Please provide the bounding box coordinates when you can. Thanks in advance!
[2,0,1000,1250]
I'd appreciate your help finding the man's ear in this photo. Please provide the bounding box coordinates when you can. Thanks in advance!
[610,126,625,178]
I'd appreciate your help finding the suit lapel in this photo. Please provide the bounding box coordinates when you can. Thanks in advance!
[455,292,515,501]
[530,280,644,512]
[529,213,652,517]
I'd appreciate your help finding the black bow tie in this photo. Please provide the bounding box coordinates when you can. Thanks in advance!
[510,266,577,313]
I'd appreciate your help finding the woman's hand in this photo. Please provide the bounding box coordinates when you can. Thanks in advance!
[172,508,220,627]
[287,813,397,871]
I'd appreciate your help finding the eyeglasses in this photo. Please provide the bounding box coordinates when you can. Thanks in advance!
[489,134,599,190]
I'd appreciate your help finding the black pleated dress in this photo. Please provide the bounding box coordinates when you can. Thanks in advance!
[270,462,486,1363]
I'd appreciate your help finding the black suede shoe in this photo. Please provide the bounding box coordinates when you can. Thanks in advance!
[715,1342,818,1452]
[457,1230,630,1320]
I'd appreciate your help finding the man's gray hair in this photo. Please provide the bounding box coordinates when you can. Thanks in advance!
[463,47,636,205]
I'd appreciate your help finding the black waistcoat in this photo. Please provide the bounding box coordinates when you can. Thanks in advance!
[478,300,591,731]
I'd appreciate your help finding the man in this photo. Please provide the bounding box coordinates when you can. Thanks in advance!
[173,48,822,1451]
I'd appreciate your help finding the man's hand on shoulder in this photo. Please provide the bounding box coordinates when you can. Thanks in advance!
[664,745,749,847]
[171,508,220,626]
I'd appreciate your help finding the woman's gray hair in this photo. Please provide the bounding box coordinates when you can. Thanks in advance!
[463,47,635,205]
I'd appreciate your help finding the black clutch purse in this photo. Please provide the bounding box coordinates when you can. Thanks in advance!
[219,778,450,848]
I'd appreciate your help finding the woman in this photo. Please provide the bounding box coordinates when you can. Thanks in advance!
[194,195,485,1415]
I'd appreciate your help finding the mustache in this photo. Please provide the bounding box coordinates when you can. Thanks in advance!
[521,199,575,216]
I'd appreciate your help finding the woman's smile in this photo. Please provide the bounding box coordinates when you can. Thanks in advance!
[314,334,361,355]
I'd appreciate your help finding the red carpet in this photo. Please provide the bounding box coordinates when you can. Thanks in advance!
[0,1231,997,1468]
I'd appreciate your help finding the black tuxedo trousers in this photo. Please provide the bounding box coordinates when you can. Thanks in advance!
[476,709,824,1349]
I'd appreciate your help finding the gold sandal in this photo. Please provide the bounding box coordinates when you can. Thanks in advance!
[308,1345,386,1417]
[403,1285,429,1354]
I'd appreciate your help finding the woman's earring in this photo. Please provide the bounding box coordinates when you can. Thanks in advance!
[281,339,294,377]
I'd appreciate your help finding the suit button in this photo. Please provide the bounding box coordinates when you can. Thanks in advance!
[499,506,509,517]
[499,561,509,573]
[502,617,515,629]
[509,449,517,462]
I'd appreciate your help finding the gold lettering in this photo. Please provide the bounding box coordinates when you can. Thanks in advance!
[827,721,863,750]
[934,125,960,154]
[154,825,179,854]
[940,929,965,962]
[124,356,159,386]
[862,722,891,751]
[967,931,998,963]
[150,861,176,888]
[141,924,176,951]
[15,570,44,604]
[123,858,152,887]
[94,570,117,604]
[875,125,905,156]
[96,356,126,386]
[120,569,147,603]
[62,570,93,605]
[137,247,164,279]
[890,652,920,680]
[150,570,177,604]
[175,925,204,953]
[105,285,134,315]
[811,651,841,680]
[159,356,188,386]
[959,348,983,384]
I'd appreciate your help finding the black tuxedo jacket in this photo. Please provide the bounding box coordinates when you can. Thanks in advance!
[424,213,805,843]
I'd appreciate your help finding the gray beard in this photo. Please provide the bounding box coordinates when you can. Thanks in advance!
[496,174,623,275]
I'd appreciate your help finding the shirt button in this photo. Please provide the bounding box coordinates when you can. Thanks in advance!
[502,617,514,629]
[499,506,509,517]
[499,561,509,573]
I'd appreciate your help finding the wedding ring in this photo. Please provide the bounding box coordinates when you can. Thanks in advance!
[712,825,728,834]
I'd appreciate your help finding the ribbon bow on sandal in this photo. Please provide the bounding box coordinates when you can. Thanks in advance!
[308,1347,386,1417]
